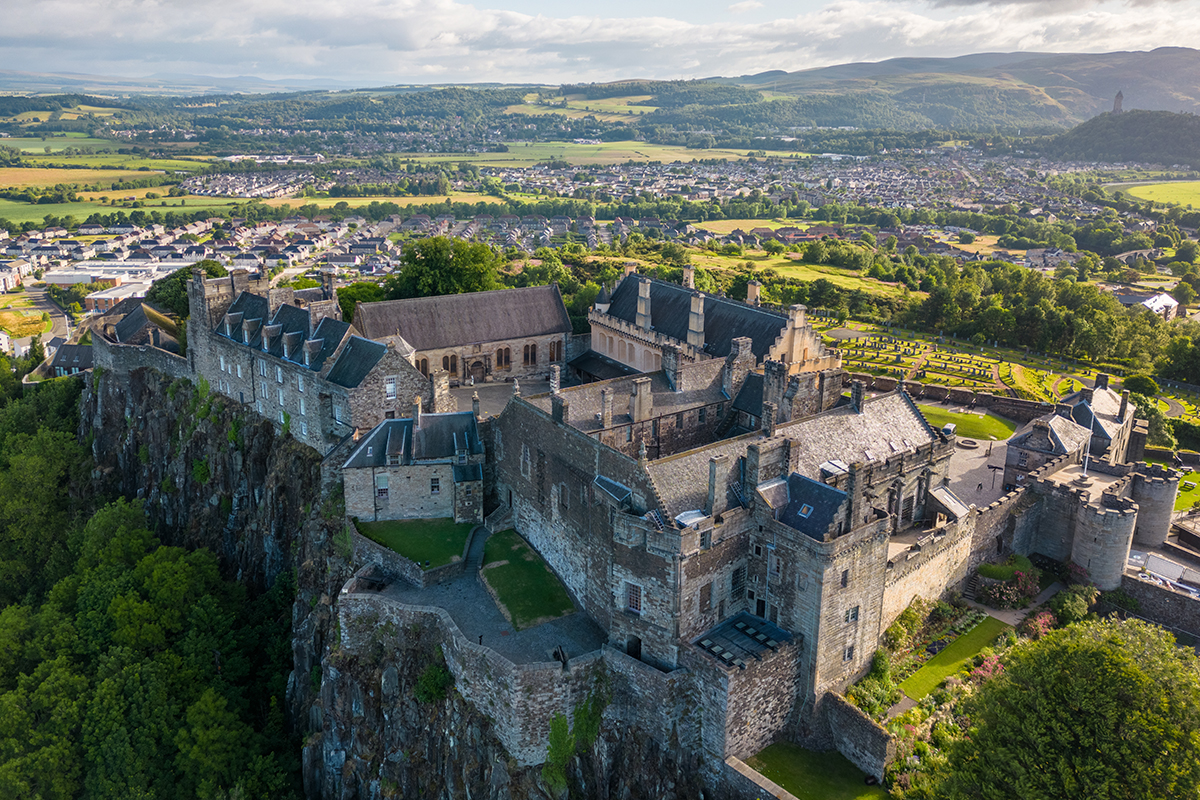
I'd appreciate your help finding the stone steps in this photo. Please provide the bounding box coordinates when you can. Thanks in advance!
[964,574,981,601]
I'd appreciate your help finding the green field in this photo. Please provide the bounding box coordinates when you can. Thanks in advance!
[917,405,1017,441]
[1176,471,1200,511]
[0,196,240,224]
[1121,181,1200,206]
[899,616,1010,700]
[696,218,804,235]
[747,742,886,800]
[25,154,211,172]
[692,250,910,299]
[354,517,473,569]
[1,136,121,153]
[482,529,575,630]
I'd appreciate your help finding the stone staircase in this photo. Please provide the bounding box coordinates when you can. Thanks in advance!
[464,526,489,572]
[483,503,512,534]
[964,574,981,601]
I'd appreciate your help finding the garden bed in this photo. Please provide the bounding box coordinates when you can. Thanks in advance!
[898,616,1010,700]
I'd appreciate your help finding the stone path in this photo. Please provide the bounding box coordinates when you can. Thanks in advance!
[962,581,1064,627]
[1165,396,1186,418]
[376,527,607,665]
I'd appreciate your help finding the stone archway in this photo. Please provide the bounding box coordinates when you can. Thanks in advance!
[470,360,485,382]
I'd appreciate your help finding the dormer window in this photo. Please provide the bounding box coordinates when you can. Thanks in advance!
[799,504,813,518]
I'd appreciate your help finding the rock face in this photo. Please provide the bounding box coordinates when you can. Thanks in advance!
[81,367,713,800]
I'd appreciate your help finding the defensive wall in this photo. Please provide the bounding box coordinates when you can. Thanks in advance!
[819,692,895,781]
[91,330,192,382]
[1099,574,1200,642]
[336,588,707,768]
[349,520,467,589]
[846,373,1052,423]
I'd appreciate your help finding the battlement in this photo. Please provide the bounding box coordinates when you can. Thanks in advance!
[588,308,704,361]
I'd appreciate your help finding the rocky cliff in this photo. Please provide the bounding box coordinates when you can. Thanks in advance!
[81,366,712,800]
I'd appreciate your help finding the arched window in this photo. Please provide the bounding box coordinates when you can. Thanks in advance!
[419,358,428,376]
[449,355,457,375]
[442,355,450,371]
[524,343,537,366]
[497,347,510,369]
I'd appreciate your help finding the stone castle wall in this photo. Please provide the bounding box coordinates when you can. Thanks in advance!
[846,373,1053,423]
[349,524,465,589]
[881,522,974,628]
[820,692,895,781]
[92,331,192,381]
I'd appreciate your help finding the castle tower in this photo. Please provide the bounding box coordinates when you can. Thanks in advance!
[1131,463,1180,548]
[1113,90,1123,114]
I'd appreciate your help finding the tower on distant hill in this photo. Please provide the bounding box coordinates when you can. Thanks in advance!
[1114,90,1124,114]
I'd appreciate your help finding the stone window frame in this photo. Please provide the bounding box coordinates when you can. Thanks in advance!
[698,407,707,425]
[430,477,440,495]
[841,569,850,588]
[625,581,643,615]
[376,474,389,498]
[384,377,397,400]
[298,374,305,394]
[299,398,306,417]
[731,566,746,599]
[300,421,308,436]
[699,582,712,613]
[843,644,855,662]
[259,359,267,378]
[278,388,284,407]
[845,605,859,623]
[520,444,532,479]
[276,365,283,384]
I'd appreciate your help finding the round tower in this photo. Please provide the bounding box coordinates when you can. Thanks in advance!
[1131,463,1180,548]
[1071,504,1136,591]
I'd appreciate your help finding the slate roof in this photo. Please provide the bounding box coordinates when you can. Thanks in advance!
[732,373,764,416]
[51,343,93,372]
[1009,414,1092,456]
[353,284,572,350]
[778,474,847,540]
[567,350,640,381]
[605,276,788,360]
[325,337,387,389]
[526,358,728,433]
[342,413,483,469]
[1061,386,1127,439]
[776,391,938,480]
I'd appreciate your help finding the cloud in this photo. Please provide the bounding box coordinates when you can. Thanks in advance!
[0,0,1196,84]
[729,1,764,12]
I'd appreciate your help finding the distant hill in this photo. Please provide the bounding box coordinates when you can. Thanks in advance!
[719,47,1200,130]
[1046,110,1200,167]
[0,69,360,95]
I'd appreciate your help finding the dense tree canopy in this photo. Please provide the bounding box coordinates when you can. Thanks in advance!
[384,237,500,300]
[939,619,1200,800]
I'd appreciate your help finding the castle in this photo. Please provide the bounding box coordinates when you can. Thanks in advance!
[88,265,1182,787]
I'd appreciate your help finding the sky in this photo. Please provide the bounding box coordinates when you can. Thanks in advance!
[2,0,1198,85]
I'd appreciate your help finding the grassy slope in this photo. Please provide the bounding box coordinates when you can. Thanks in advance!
[917,405,1017,441]
[355,517,473,569]
[899,616,1010,699]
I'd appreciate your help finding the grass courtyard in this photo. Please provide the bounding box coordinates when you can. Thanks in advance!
[916,405,1018,441]
[747,742,886,800]
[355,517,473,569]
[481,529,575,630]
[898,616,1010,700]
[1176,472,1200,511]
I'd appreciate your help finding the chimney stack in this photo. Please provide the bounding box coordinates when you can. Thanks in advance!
[1055,403,1072,418]
[412,395,423,428]
[687,292,705,349]
[850,380,865,413]
[662,345,683,392]
[1120,390,1129,421]
[551,394,569,425]
[1095,373,1110,391]
[746,280,762,306]
[706,454,730,516]
[682,266,695,289]
[635,278,652,330]
[600,389,613,428]
[630,377,653,422]
[550,364,561,394]
[762,401,777,437]
[472,391,481,420]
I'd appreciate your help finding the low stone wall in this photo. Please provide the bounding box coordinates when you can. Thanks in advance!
[1102,574,1200,640]
[723,756,800,800]
[882,523,974,627]
[349,521,465,589]
[93,335,191,381]
[338,591,602,765]
[847,373,1052,424]
[821,692,895,781]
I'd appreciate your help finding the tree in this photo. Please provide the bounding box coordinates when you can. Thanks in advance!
[958,232,977,244]
[1130,392,1176,449]
[1177,240,1199,264]
[937,619,1200,800]
[383,237,499,300]
[335,282,385,323]
[1123,374,1160,397]
[1174,281,1197,310]
[145,260,226,319]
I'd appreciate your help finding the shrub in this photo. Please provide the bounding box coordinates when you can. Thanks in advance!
[414,662,453,704]
[1020,611,1057,640]
[191,459,210,485]
[970,654,1005,683]
[1101,587,1141,612]
[542,713,574,790]
[1052,584,1099,624]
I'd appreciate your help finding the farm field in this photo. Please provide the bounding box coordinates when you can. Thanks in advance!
[0,168,146,189]
[1121,181,1200,206]
[693,250,911,300]
[1,136,121,153]
[505,93,661,123]
[695,218,805,235]
[0,196,243,224]
[25,154,211,172]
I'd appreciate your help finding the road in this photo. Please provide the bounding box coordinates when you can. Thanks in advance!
[6,283,70,344]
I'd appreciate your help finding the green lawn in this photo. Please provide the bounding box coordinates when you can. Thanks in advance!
[917,405,1017,441]
[482,529,575,630]
[747,742,886,800]
[899,616,1010,700]
[1123,180,1200,207]
[1176,471,1200,511]
[355,517,473,569]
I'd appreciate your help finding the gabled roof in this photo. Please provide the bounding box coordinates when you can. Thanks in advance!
[51,343,93,371]
[778,474,847,540]
[325,336,387,388]
[1010,414,1092,455]
[605,276,788,360]
[353,284,572,350]
[342,413,483,469]
[732,373,764,416]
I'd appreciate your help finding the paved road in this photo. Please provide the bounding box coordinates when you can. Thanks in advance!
[6,283,69,344]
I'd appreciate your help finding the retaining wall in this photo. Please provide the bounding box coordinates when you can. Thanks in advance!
[821,692,895,781]
[349,521,465,589]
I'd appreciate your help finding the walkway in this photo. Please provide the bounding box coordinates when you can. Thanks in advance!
[963,581,1063,627]
[372,526,607,664]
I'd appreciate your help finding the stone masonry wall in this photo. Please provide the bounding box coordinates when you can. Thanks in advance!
[881,522,974,628]
[92,334,192,381]
[721,639,803,759]
[821,692,895,781]
[349,525,464,589]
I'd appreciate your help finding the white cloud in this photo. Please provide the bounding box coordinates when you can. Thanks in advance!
[0,0,1196,84]
[729,1,765,12]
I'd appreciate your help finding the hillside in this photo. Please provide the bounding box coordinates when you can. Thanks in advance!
[723,47,1200,129]
[1047,109,1200,167]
